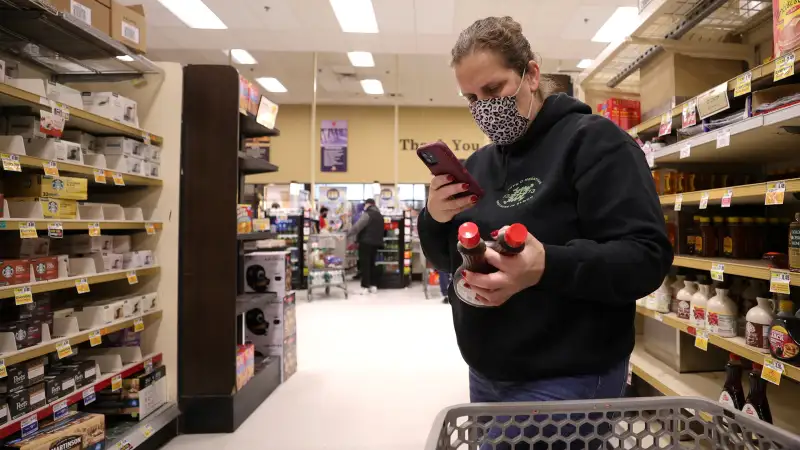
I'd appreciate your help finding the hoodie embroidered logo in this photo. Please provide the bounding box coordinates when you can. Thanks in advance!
[497,177,542,208]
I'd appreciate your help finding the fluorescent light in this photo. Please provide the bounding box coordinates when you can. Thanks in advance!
[116,55,134,62]
[225,49,258,65]
[360,79,383,95]
[256,77,288,93]
[157,0,227,29]
[347,51,374,67]
[577,59,593,69]
[329,0,379,33]
[591,7,638,42]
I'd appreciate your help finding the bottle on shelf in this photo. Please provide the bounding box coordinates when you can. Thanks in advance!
[707,287,737,337]
[742,363,773,424]
[713,216,726,258]
[719,353,746,410]
[691,278,712,329]
[723,217,742,258]
[649,277,672,313]
[746,297,775,353]
[769,296,800,364]
[741,280,764,316]
[685,216,701,255]
[664,215,676,251]
[670,273,686,314]
[741,217,756,259]
[698,217,716,257]
[676,275,697,320]
[790,213,800,272]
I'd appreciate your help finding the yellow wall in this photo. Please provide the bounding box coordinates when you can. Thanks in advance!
[247,104,487,184]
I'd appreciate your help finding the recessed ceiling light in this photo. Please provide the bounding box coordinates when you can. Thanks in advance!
[157,0,227,29]
[116,55,135,62]
[256,77,288,93]
[224,49,258,65]
[591,7,638,42]
[329,0,379,33]
[577,59,593,69]
[360,79,383,95]
[347,51,374,67]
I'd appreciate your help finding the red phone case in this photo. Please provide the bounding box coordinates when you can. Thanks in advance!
[417,142,484,198]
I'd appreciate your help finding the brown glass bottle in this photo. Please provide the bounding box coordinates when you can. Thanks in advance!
[742,364,773,424]
[698,217,716,257]
[713,216,726,258]
[664,215,676,251]
[741,217,755,259]
[685,216,701,255]
[790,213,800,272]
[724,217,744,258]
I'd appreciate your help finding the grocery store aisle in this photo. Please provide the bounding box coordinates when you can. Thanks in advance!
[165,283,468,450]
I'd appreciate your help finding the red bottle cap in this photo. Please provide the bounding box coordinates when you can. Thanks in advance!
[503,223,528,248]
[729,353,740,361]
[458,222,481,248]
[752,363,762,371]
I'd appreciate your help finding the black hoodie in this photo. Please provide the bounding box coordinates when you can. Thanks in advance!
[419,94,673,382]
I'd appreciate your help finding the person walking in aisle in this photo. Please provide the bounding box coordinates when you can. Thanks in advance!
[348,199,385,295]
[418,16,672,447]
[437,270,451,304]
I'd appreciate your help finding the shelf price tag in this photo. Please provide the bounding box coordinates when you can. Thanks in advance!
[679,144,691,159]
[630,126,638,137]
[127,270,138,285]
[82,386,96,405]
[721,189,733,208]
[658,112,672,137]
[774,53,796,82]
[134,318,145,332]
[43,160,59,177]
[697,82,731,120]
[19,221,37,239]
[716,128,731,148]
[674,194,683,211]
[654,312,664,322]
[111,375,122,392]
[112,172,125,186]
[694,330,709,351]
[75,278,90,294]
[142,423,154,438]
[145,222,156,235]
[48,222,63,239]
[710,263,725,282]
[766,181,786,205]
[53,400,69,420]
[88,330,102,347]
[144,358,153,374]
[93,169,106,184]
[0,359,7,378]
[21,415,38,438]
[115,439,130,450]
[699,192,710,210]
[646,153,654,168]
[682,99,697,128]
[761,358,785,385]
[142,132,152,145]
[56,340,73,359]
[1,153,21,172]
[14,286,33,306]
[770,269,791,294]
[88,222,101,237]
[734,71,752,97]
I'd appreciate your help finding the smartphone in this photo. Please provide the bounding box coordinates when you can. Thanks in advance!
[417,142,484,199]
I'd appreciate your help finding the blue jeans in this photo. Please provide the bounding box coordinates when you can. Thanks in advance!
[469,358,629,449]
[437,270,451,297]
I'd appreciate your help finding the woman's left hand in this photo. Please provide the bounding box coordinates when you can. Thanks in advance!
[463,229,546,306]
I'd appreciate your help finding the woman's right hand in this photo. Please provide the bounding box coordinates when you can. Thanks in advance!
[426,174,478,223]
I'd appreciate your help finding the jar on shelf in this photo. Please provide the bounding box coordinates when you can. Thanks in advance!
[753,217,767,258]
[713,216,726,257]
[698,217,717,257]
[741,217,755,259]
[677,172,688,194]
[685,216,701,255]
[664,171,677,195]
[724,217,744,258]
[652,171,662,195]
[665,215,676,250]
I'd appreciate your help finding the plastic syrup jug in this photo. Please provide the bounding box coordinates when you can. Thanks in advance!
[691,280,711,329]
[746,297,775,353]
[649,277,672,313]
[707,288,737,337]
[676,279,697,320]
[769,297,800,364]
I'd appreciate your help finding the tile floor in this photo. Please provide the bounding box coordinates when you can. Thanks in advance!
[165,282,467,450]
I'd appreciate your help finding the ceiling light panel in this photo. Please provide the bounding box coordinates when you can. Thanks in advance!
[226,49,258,65]
[329,0,379,33]
[360,79,384,95]
[157,0,227,29]
[591,7,638,42]
[257,77,288,93]
[347,52,375,67]
[116,55,134,62]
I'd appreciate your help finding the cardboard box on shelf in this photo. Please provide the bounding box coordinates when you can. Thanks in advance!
[6,197,78,219]
[106,153,144,175]
[101,252,124,271]
[111,2,147,53]
[0,259,32,286]
[144,161,160,178]
[243,251,292,297]
[44,80,84,110]
[66,235,113,254]
[5,174,88,201]
[7,116,46,139]
[96,136,145,159]
[266,334,297,382]
[3,411,105,449]
[81,91,139,127]
[61,130,97,153]
[48,0,111,36]
[31,256,59,281]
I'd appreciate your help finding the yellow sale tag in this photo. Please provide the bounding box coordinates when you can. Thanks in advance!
[127,271,138,285]
[19,221,37,239]
[112,172,125,186]
[134,318,145,332]
[14,286,33,306]
[710,263,725,282]
[770,269,791,294]
[774,54,795,82]
[93,169,106,184]
[145,222,156,235]
[766,181,786,206]
[56,340,73,359]
[695,330,709,351]
[142,424,154,438]
[761,358,784,385]
[1,153,21,172]
[143,132,151,145]
[88,222,101,237]
[734,71,752,97]
[88,330,102,347]
[43,160,59,177]
[76,278,90,294]
[0,359,6,378]
[111,375,122,392]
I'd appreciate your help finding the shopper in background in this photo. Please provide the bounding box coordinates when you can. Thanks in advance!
[348,199,385,295]
[418,15,672,440]
[319,206,329,231]
[437,270,451,304]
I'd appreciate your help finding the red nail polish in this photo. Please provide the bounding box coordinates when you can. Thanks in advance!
[490,230,499,238]
[447,175,455,182]
[463,283,471,289]
[470,195,478,203]
[462,183,469,190]
[461,270,467,278]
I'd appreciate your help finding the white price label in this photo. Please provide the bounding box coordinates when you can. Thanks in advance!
[770,270,791,294]
[82,386,96,405]
[53,400,69,420]
[711,263,725,282]
[721,189,733,208]
[774,53,796,82]
[674,194,682,211]
[699,192,709,210]
[21,415,38,438]
[716,128,731,148]
[734,71,752,97]
[679,144,691,159]
[48,222,63,238]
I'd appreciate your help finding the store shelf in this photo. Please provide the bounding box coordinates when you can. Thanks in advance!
[0,219,163,231]
[630,345,800,436]
[0,266,160,299]
[0,352,163,439]
[237,231,277,241]
[105,403,180,449]
[239,112,280,139]
[660,178,800,206]
[0,83,164,145]
[11,153,163,186]
[238,152,278,174]
[672,255,800,285]
[0,310,162,366]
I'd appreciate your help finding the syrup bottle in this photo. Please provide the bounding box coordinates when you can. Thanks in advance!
[488,224,528,256]
[742,363,773,424]
[718,353,745,410]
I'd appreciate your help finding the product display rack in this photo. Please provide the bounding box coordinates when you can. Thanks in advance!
[269,209,308,290]
[377,212,412,289]
[179,64,282,434]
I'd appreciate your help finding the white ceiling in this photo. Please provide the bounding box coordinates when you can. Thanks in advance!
[126,0,638,106]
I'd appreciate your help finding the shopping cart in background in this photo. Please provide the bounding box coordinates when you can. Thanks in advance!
[425,397,800,449]
[307,232,354,301]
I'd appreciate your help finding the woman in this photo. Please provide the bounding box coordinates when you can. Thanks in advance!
[419,16,672,413]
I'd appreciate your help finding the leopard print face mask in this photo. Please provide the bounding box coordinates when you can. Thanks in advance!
[468,69,533,146]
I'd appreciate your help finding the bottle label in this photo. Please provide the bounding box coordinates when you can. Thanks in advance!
[723,237,733,255]
[742,403,760,419]
[718,391,735,408]
[455,278,481,307]
[745,322,770,351]
[695,237,703,252]
[677,300,691,319]
[692,306,706,327]
[769,325,800,360]
[708,312,736,336]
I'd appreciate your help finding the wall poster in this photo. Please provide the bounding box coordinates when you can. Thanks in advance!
[321,120,348,172]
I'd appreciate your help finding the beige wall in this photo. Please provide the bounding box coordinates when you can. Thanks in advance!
[247,104,488,184]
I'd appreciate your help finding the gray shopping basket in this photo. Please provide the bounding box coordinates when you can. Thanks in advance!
[425,397,800,449]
